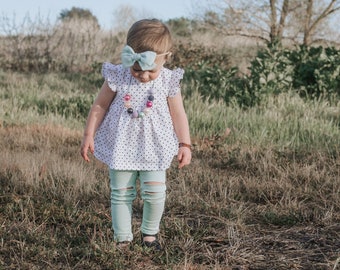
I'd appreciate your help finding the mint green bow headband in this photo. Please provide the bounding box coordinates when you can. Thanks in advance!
[121,45,157,71]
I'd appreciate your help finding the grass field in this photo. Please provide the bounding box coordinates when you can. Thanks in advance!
[0,71,339,269]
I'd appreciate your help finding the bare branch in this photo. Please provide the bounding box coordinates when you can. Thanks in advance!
[269,0,277,41]
[277,0,289,39]
[304,0,340,45]
[309,0,340,32]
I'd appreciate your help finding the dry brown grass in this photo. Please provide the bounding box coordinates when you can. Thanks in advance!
[0,124,339,269]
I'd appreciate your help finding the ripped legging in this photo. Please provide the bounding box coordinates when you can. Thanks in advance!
[109,170,166,242]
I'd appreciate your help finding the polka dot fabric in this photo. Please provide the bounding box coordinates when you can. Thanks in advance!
[94,63,184,170]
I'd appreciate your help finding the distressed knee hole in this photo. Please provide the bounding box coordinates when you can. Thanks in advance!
[122,186,134,190]
[144,182,165,194]
[111,186,136,201]
[141,182,166,202]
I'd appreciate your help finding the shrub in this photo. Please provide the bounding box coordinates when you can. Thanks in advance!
[183,44,340,107]
[171,42,256,107]
[248,45,340,104]
[169,42,231,70]
[248,45,294,96]
[290,46,340,101]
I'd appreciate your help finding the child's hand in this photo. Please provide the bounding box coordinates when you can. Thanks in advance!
[80,135,94,162]
[177,147,191,169]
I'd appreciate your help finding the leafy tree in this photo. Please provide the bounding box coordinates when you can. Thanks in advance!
[59,7,100,28]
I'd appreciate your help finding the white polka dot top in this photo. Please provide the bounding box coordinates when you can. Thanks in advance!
[94,62,184,170]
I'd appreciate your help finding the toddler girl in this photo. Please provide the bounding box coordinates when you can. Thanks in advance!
[80,19,191,250]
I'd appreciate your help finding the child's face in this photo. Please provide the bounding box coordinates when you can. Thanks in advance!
[130,56,166,83]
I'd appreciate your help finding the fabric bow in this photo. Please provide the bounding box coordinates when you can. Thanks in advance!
[121,45,157,71]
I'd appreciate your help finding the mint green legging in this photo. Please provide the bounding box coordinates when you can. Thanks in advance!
[109,169,166,242]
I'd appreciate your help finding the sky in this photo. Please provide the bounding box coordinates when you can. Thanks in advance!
[0,0,196,30]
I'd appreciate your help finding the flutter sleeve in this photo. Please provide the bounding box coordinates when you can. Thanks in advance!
[168,68,184,97]
[101,62,119,92]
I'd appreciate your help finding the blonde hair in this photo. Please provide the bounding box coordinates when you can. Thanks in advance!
[127,19,172,55]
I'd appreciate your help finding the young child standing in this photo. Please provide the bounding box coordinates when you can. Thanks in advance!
[80,19,191,250]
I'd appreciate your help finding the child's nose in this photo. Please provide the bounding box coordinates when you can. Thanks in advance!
[139,72,148,80]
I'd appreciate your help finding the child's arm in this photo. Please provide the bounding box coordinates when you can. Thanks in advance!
[81,81,116,162]
[168,92,192,169]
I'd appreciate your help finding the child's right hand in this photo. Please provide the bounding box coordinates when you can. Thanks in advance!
[80,135,94,162]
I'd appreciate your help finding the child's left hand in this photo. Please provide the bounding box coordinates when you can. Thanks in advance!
[177,147,191,169]
[81,135,94,162]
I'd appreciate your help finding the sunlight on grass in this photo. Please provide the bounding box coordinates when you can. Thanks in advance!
[184,87,339,152]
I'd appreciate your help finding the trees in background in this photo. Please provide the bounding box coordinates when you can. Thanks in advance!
[111,5,138,32]
[301,0,340,45]
[201,0,340,46]
[59,7,100,29]
[0,7,109,72]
